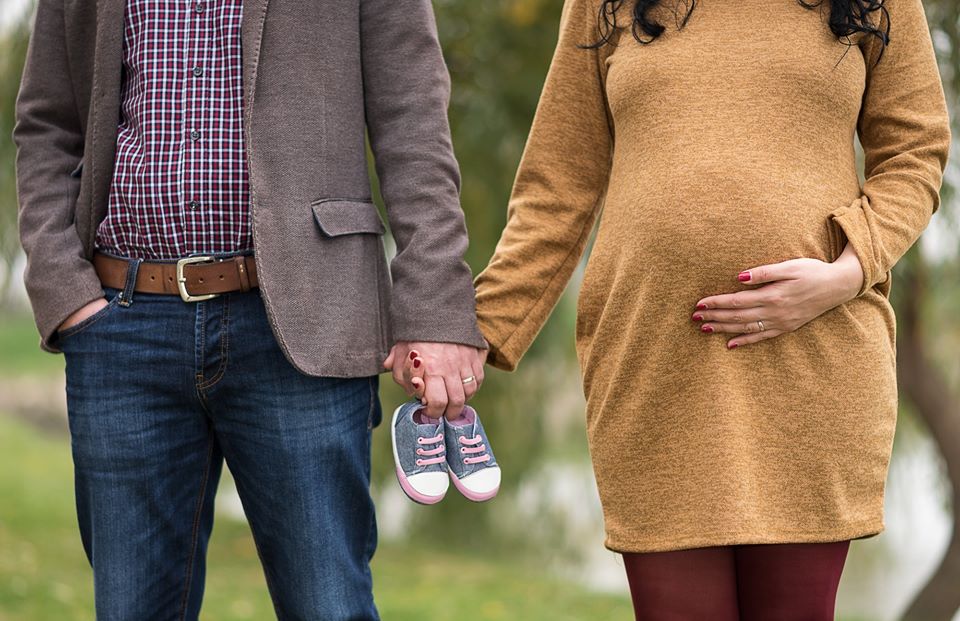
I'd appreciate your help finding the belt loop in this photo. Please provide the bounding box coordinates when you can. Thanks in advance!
[234,256,252,293]
[118,258,142,307]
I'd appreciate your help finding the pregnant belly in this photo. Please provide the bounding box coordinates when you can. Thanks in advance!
[573,187,849,365]
[591,185,847,298]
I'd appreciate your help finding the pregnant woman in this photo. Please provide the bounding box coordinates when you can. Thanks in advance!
[470,0,950,617]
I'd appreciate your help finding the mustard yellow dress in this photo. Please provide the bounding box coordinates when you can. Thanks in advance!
[474,0,950,552]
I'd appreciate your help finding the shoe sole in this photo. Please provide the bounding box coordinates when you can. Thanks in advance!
[391,404,446,505]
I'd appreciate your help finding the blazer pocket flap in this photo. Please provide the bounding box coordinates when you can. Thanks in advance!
[311,199,386,236]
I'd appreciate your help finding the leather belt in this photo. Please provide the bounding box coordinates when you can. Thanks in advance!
[93,252,259,302]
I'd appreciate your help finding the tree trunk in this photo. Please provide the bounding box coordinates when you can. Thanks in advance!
[899,261,960,621]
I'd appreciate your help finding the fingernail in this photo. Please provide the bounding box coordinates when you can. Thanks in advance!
[413,359,421,368]
[701,325,714,333]
[738,271,751,282]
[409,351,417,360]
[696,304,708,311]
[692,314,703,322]
[729,342,739,349]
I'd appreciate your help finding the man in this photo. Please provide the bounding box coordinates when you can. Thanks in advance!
[14,0,486,617]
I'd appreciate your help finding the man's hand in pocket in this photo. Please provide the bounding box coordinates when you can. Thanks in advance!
[58,298,110,333]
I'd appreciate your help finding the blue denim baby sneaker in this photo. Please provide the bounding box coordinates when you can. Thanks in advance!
[391,400,449,504]
[444,406,500,501]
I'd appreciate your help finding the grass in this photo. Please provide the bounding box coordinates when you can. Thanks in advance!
[0,314,63,377]
[0,414,632,620]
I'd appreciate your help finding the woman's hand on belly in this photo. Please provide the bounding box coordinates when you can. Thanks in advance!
[691,244,865,349]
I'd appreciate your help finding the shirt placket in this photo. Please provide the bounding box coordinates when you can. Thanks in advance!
[183,0,208,256]
[100,0,251,260]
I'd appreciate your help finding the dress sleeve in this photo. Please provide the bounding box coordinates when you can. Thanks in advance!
[474,0,613,371]
[829,0,951,296]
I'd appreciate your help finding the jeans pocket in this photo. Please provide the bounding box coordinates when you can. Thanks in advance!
[56,292,122,342]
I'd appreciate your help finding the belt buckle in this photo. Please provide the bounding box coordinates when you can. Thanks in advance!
[176,256,220,302]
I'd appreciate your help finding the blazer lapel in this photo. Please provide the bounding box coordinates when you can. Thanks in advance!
[88,0,126,234]
[242,0,271,122]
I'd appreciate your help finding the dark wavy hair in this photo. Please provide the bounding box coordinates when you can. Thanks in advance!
[590,0,890,62]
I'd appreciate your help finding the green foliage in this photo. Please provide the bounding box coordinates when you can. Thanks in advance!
[0,314,62,376]
[0,18,30,306]
[924,0,959,240]
[438,0,564,271]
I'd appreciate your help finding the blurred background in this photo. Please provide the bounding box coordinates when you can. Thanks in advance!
[0,0,958,619]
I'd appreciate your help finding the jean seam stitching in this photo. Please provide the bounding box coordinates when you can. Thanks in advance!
[367,377,376,430]
[195,302,207,389]
[178,435,215,621]
[364,379,378,616]
[197,297,230,390]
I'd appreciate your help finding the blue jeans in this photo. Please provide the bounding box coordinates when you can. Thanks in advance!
[59,271,381,620]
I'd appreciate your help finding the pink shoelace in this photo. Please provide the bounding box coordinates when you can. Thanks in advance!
[458,435,491,465]
[415,433,445,467]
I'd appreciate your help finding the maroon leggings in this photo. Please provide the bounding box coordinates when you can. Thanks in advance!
[623,541,850,621]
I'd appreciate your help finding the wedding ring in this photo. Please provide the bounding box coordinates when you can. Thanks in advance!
[757,320,765,332]
[461,376,476,385]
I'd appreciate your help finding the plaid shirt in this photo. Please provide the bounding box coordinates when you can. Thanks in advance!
[96,0,252,260]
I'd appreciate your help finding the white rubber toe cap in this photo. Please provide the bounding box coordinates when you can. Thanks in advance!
[456,467,501,499]
[407,471,450,497]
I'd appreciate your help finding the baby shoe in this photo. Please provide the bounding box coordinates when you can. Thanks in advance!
[444,406,501,502]
[391,400,449,504]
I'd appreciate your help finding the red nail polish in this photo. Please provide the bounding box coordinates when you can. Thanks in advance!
[409,351,418,360]
[413,359,421,368]
[729,343,739,349]
[692,314,703,322]
[701,325,714,333]
[696,304,708,311]
[738,271,751,282]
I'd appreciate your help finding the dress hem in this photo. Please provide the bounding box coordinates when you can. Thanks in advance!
[603,519,885,554]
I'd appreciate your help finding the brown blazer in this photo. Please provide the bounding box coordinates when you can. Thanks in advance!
[14,0,486,377]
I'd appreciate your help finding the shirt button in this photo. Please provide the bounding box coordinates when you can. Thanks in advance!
[195,1,204,12]
[192,66,203,77]
[188,200,199,210]
[190,130,200,141]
